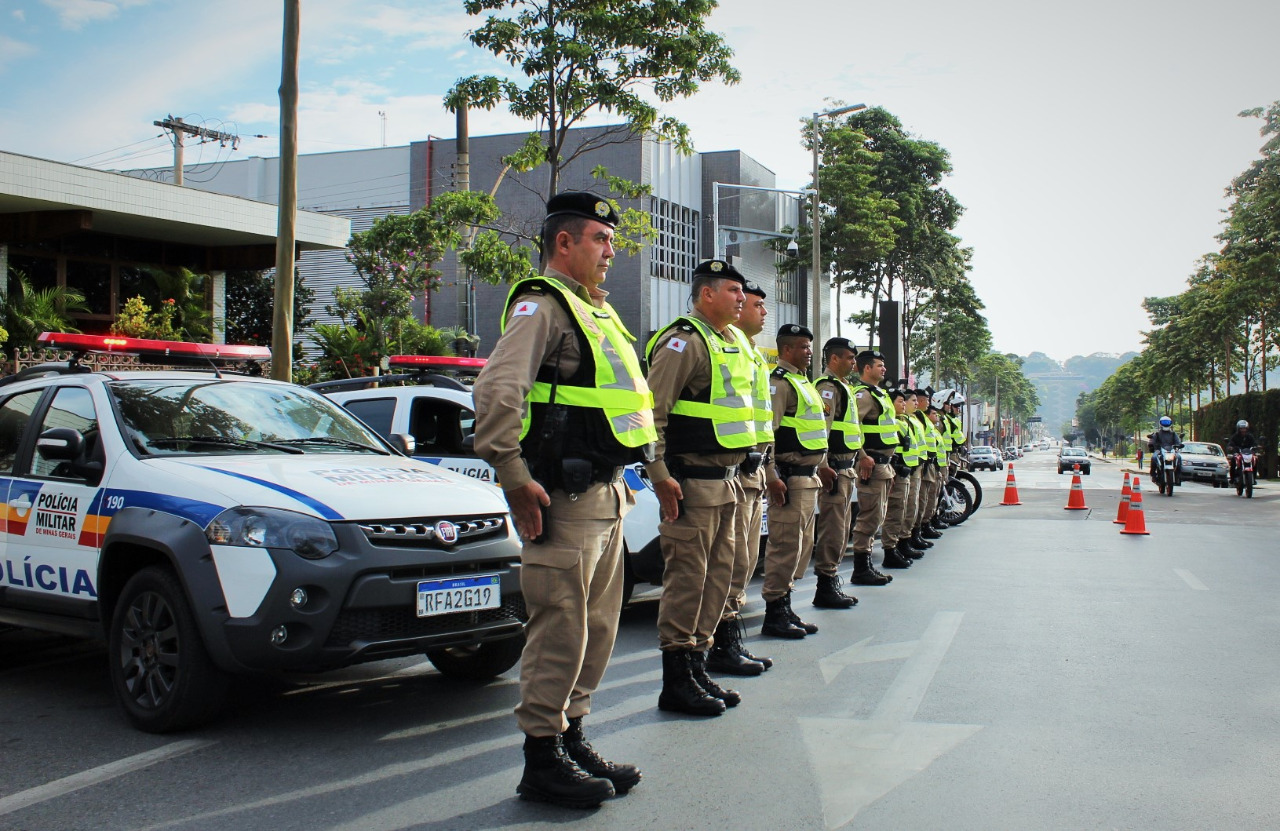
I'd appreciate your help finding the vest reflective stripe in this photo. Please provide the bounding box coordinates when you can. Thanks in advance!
[852,384,901,447]
[946,413,964,445]
[647,316,758,450]
[820,375,864,452]
[736,328,774,443]
[898,417,922,467]
[779,373,828,450]
[507,277,657,448]
[916,413,938,455]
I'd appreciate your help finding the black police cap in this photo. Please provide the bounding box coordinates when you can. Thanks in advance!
[823,336,855,355]
[545,191,619,227]
[743,281,766,299]
[888,387,908,401]
[693,259,746,285]
[777,323,813,340]
[856,349,884,362]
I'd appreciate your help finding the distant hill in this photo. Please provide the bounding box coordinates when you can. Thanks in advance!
[1020,351,1138,435]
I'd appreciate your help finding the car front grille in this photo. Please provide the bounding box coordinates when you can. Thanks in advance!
[358,515,507,548]
[325,594,528,648]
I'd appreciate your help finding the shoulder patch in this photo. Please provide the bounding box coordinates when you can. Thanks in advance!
[511,300,539,317]
[769,385,777,395]
[771,367,787,378]
[855,391,865,399]
[821,389,834,399]
[667,338,687,353]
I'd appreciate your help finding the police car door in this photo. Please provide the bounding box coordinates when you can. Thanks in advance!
[0,388,46,586]
[4,385,105,609]
[406,396,495,483]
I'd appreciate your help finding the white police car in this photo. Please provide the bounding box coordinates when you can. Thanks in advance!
[315,355,667,603]
[0,334,525,733]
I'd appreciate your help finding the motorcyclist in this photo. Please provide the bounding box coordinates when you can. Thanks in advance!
[1146,416,1183,484]
[1224,419,1258,483]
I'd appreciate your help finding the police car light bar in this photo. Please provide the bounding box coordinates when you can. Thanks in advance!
[37,332,272,362]
[387,355,486,371]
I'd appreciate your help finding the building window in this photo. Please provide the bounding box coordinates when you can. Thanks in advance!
[649,198,699,283]
[776,256,799,306]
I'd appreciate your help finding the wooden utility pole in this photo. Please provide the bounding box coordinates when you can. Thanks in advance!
[455,107,471,337]
[272,0,300,382]
[153,116,237,186]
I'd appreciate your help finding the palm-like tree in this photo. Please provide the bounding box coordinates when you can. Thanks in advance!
[3,272,90,350]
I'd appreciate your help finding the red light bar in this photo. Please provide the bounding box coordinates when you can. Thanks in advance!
[387,355,486,371]
[37,332,271,362]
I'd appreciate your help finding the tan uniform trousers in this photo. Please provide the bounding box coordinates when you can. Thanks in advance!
[883,471,915,546]
[905,469,923,531]
[813,471,857,577]
[514,483,629,737]
[658,496,741,652]
[761,484,820,601]
[852,464,894,552]
[919,466,941,524]
[726,485,764,617]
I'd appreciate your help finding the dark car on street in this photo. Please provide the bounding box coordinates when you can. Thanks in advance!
[1058,446,1091,474]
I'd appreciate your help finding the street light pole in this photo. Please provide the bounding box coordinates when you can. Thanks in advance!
[811,102,865,351]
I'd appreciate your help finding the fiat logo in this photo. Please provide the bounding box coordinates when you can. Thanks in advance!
[433,520,459,545]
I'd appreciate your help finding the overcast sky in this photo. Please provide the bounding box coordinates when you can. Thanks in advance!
[3,0,1276,363]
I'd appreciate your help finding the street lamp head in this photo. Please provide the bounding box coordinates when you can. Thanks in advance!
[820,103,868,119]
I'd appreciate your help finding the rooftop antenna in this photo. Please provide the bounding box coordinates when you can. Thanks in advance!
[378,111,387,147]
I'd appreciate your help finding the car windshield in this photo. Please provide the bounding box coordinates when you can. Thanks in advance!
[109,379,390,457]
[1063,448,1085,456]
[1182,442,1222,456]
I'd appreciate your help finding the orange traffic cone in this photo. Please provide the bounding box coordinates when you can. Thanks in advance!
[999,463,1021,505]
[1064,466,1088,510]
[1120,477,1150,535]
[1113,471,1132,525]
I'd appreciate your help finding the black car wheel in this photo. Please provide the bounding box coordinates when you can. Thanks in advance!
[426,635,525,682]
[109,566,229,733]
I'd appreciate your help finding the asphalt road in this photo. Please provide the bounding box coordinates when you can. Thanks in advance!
[3,451,1277,830]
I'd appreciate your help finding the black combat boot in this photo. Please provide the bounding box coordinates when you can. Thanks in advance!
[736,614,774,669]
[783,591,819,634]
[517,733,616,808]
[849,551,892,585]
[706,617,765,676]
[920,522,943,539]
[689,651,742,707]
[882,542,913,568]
[762,597,807,639]
[812,573,858,609]
[658,649,726,716]
[562,717,642,795]
[910,527,934,549]
[930,517,947,533]
[898,539,924,561]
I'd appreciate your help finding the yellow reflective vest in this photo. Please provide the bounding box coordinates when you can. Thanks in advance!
[851,383,901,451]
[774,368,828,452]
[737,331,774,444]
[818,375,864,453]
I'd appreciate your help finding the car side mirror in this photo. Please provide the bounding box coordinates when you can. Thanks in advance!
[462,433,476,453]
[389,433,416,456]
[36,427,84,461]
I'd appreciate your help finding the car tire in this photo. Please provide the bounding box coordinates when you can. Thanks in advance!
[109,565,230,734]
[426,635,525,682]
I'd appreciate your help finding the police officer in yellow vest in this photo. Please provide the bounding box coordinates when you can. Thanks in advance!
[882,386,923,566]
[910,386,944,549]
[706,280,774,676]
[849,350,898,584]
[918,392,950,538]
[473,192,655,808]
[810,337,864,609]
[760,324,831,639]
[646,259,754,716]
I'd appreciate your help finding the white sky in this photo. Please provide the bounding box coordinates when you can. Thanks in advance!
[2,0,1276,363]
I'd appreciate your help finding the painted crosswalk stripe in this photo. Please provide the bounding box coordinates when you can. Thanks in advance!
[1174,568,1208,591]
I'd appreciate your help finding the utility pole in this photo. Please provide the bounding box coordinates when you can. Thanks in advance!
[272,0,300,383]
[153,116,237,186]
[455,106,473,340]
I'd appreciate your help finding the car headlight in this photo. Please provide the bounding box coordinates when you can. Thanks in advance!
[207,507,339,560]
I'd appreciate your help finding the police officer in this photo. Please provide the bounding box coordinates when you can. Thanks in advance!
[917,392,948,539]
[646,259,754,715]
[905,387,938,551]
[881,387,922,566]
[473,192,655,808]
[707,280,774,676]
[810,337,863,609]
[760,324,829,639]
[848,350,898,585]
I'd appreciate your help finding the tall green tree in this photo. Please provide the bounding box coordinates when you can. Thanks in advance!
[225,268,316,353]
[448,0,740,197]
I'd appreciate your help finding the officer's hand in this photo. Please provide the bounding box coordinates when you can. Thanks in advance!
[767,478,788,507]
[857,455,875,481]
[654,477,684,523]
[818,466,836,491]
[506,481,551,541]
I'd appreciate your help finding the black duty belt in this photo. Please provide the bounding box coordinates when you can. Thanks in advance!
[593,466,626,485]
[830,458,856,470]
[777,462,819,478]
[675,463,740,481]
[866,452,892,465]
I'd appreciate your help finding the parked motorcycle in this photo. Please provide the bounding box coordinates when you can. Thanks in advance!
[1233,447,1257,498]
[1151,445,1182,496]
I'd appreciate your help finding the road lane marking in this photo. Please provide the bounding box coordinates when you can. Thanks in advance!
[804,611,981,828]
[0,740,215,817]
[1174,568,1208,591]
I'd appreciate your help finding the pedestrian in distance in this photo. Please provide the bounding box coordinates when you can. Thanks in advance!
[645,259,755,715]
[472,191,656,808]
[759,324,830,639]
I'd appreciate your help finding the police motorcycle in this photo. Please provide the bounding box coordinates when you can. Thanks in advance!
[1232,447,1258,498]
[931,391,978,525]
[1149,417,1183,496]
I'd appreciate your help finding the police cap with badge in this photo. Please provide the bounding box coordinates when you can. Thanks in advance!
[777,323,814,340]
[743,281,766,299]
[823,336,855,359]
[693,258,747,285]
[545,191,619,227]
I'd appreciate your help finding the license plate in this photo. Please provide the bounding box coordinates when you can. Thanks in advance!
[416,574,501,617]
